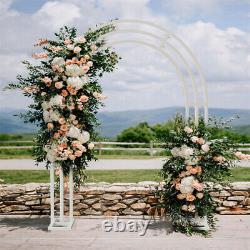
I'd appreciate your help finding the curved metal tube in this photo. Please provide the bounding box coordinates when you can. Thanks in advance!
[105,29,200,125]
[109,39,190,121]
[108,19,208,123]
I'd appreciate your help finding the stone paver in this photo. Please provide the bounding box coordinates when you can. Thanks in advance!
[0,215,249,250]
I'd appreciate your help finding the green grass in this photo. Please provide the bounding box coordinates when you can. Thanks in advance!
[0,168,249,184]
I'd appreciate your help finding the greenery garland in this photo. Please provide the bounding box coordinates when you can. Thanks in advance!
[156,116,249,235]
[6,24,120,186]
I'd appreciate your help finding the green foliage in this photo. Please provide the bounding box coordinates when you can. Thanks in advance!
[156,115,238,236]
[5,24,120,186]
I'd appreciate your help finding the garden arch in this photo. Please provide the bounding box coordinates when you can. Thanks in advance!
[49,19,209,230]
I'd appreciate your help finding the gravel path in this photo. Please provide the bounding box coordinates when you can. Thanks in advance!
[0,215,249,250]
[0,158,249,170]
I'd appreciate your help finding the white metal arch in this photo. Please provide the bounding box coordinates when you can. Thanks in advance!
[105,29,200,125]
[98,19,209,124]
[110,40,190,121]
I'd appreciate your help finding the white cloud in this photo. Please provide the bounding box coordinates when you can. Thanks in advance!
[0,0,249,111]
[34,1,81,29]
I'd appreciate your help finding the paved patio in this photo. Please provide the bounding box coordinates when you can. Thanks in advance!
[0,215,249,250]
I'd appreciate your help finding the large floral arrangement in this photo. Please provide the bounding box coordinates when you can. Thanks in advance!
[157,116,249,235]
[6,24,119,185]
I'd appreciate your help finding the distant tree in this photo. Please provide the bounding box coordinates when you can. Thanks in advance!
[116,122,155,142]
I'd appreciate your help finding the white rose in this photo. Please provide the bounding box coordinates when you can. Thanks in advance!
[74,46,81,53]
[180,145,194,159]
[171,147,180,157]
[41,101,52,110]
[65,64,82,77]
[67,76,85,90]
[88,142,95,150]
[50,110,60,121]
[191,136,199,143]
[201,143,210,153]
[93,91,107,100]
[74,36,86,44]
[180,176,195,194]
[68,126,81,139]
[185,157,199,166]
[50,95,64,107]
[184,126,193,134]
[67,44,74,50]
[51,57,65,67]
[78,131,90,144]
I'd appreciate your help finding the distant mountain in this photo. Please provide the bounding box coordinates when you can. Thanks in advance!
[1,107,250,138]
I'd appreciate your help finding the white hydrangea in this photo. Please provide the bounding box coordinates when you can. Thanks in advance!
[78,131,90,144]
[67,76,85,90]
[171,145,194,159]
[51,57,65,67]
[180,176,195,194]
[49,95,64,107]
[65,64,84,77]
[44,142,58,163]
[68,126,81,139]
[43,110,60,123]
[41,101,52,110]
[67,126,90,144]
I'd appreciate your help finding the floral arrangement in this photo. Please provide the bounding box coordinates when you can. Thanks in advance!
[157,116,249,235]
[6,24,119,185]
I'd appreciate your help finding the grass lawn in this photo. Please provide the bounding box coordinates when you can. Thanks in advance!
[0,168,249,184]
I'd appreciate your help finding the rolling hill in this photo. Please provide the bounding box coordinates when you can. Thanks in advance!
[1,107,250,138]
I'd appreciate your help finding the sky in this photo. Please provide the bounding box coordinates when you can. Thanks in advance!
[0,0,249,112]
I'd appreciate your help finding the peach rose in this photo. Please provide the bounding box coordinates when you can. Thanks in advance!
[188,204,196,212]
[58,118,66,125]
[175,183,181,190]
[47,123,54,130]
[73,120,78,125]
[69,88,77,95]
[61,89,68,97]
[79,95,89,103]
[35,39,48,46]
[55,81,63,89]
[179,171,186,178]
[197,137,205,145]
[196,192,204,199]
[177,193,186,200]
[77,105,83,110]
[192,181,204,192]
[79,57,86,64]
[181,205,188,211]
[195,166,202,174]
[32,52,48,59]
[74,46,81,53]
[60,124,68,132]
[75,150,82,157]
[82,65,89,73]
[53,132,60,139]
[186,165,193,171]
[59,142,67,149]
[69,154,76,161]
[64,39,72,45]
[186,194,196,202]
[189,167,198,175]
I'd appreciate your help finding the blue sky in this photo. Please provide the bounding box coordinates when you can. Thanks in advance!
[0,0,249,111]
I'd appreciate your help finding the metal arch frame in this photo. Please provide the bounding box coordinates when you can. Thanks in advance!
[100,19,209,124]
[110,40,190,121]
[48,19,209,231]
[105,30,199,124]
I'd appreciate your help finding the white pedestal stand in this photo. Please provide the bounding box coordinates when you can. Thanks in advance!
[48,164,74,231]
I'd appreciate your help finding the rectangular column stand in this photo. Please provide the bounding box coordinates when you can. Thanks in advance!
[48,164,74,231]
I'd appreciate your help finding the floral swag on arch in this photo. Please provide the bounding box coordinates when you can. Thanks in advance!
[7,24,120,186]
[157,116,250,235]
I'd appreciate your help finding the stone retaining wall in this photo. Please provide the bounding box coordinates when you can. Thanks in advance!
[0,182,250,216]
